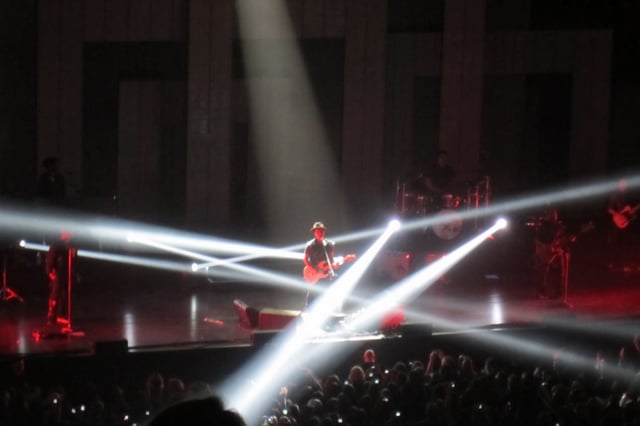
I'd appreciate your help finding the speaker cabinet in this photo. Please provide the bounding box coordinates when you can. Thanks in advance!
[258,308,300,330]
[233,299,260,329]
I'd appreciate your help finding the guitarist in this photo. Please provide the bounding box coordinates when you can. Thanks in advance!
[608,179,638,247]
[534,207,571,300]
[303,222,336,307]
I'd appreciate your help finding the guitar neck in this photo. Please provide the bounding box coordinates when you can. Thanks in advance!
[610,203,640,216]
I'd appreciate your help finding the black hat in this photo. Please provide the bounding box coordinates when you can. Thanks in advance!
[310,222,326,232]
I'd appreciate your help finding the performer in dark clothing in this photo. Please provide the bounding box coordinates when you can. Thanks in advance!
[534,207,571,300]
[608,179,631,219]
[607,179,639,250]
[45,232,75,326]
[303,222,336,307]
[424,150,455,196]
[400,150,456,216]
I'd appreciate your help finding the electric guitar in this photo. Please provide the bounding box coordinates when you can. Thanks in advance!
[303,254,357,284]
[550,221,595,253]
[609,204,640,229]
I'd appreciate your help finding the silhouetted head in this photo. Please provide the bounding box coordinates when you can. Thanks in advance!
[149,396,246,426]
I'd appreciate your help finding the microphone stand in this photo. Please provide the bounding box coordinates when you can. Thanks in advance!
[34,245,84,339]
[321,241,336,279]
[60,247,84,336]
[0,252,24,303]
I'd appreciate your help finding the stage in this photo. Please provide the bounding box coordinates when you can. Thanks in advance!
[1,218,640,359]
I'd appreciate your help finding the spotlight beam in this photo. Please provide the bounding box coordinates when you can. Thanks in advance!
[236,0,343,238]
[1,201,301,259]
[131,236,314,292]
[193,245,304,271]
[402,306,637,386]
[23,235,310,293]
[124,229,301,257]
[20,241,192,273]
[346,221,504,332]
[283,175,640,249]
[400,175,640,233]
[22,238,303,286]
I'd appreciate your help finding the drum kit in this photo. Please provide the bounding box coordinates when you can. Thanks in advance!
[396,176,491,240]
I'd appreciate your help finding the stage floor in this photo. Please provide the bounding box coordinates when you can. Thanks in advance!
[1,223,640,358]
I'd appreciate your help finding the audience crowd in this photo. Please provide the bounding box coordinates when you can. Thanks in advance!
[1,332,640,426]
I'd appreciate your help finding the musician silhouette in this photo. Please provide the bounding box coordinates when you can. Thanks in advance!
[607,179,638,252]
[45,231,77,327]
[303,222,335,308]
[534,207,570,300]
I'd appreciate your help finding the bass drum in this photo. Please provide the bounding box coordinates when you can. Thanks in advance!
[432,209,464,240]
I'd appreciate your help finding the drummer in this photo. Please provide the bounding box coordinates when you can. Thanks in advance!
[402,150,456,215]
[424,150,456,197]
